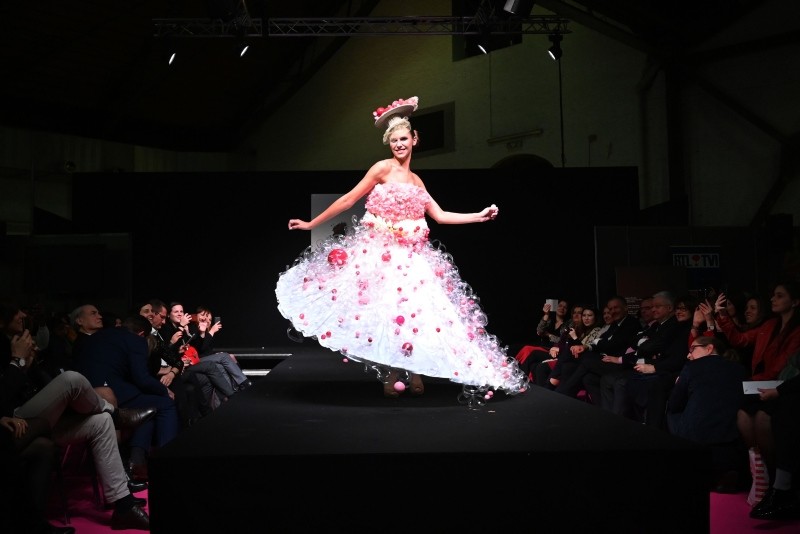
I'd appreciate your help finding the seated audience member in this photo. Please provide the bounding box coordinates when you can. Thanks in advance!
[1,302,153,530]
[600,291,692,428]
[101,310,123,329]
[689,293,769,368]
[68,304,105,360]
[509,300,583,381]
[75,313,179,483]
[537,299,571,348]
[142,299,239,425]
[715,282,800,505]
[161,302,248,399]
[637,296,655,328]
[673,294,698,326]
[666,336,748,492]
[750,353,800,520]
[140,300,199,427]
[554,295,642,403]
[191,305,251,390]
[35,311,74,380]
[511,300,572,379]
[534,304,600,389]
[1,414,73,534]
[749,366,800,520]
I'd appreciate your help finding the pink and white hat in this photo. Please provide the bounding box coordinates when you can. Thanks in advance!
[373,96,419,128]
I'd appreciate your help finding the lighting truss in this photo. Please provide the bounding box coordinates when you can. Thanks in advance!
[267,16,570,36]
[153,18,263,38]
[152,16,569,38]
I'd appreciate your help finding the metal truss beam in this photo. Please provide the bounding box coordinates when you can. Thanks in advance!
[153,18,263,38]
[267,16,571,36]
[152,16,570,39]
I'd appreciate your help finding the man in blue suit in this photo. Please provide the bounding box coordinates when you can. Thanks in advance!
[75,314,179,482]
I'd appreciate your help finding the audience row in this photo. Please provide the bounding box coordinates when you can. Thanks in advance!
[1,298,250,532]
[513,281,800,521]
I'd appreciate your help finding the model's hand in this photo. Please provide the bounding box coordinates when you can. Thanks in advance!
[288,219,311,231]
[479,204,499,221]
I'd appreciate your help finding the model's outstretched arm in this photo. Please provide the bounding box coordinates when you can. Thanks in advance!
[425,195,499,225]
[287,162,387,231]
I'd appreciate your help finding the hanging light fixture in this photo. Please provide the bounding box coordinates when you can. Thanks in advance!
[547,34,563,60]
[503,0,535,16]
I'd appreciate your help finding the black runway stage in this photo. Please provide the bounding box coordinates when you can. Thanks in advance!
[149,346,710,533]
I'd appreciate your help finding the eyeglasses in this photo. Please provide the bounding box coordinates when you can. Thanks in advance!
[689,344,708,352]
[676,306,689,311]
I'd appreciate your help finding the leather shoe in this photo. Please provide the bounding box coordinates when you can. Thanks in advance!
[105,496,146,510]
[115,407,156,431]
[750,487,800,520]
[128,461,148,482]
[128,479,147,493]
[712,470,739,494]
[237,379,253,391]
[111,504,150,530]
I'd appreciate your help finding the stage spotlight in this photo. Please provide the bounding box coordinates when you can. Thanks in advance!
[547,34,563,60]
[503,0,535,16]
[168,51,177,65]
[239,42,249,57]
[477,34,491,54]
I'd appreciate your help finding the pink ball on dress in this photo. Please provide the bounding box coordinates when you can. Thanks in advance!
[394,381,406,392]
[327,248,348,266]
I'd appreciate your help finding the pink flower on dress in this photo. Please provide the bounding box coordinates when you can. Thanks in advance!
[365,183,430,222]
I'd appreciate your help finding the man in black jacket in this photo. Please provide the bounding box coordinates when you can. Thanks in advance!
[600,290,693,428]
[74,314,180,483]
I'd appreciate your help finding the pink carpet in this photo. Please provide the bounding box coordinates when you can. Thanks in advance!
[48,479,800,533]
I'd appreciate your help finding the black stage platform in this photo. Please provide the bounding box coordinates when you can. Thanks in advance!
[149,346,711,533]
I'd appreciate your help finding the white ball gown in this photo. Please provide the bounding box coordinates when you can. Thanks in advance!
[276,182,528,404]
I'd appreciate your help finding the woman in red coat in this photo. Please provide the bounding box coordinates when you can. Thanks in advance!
[716,281,800,505]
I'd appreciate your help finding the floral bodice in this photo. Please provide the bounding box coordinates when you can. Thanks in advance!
[364,182,430,223]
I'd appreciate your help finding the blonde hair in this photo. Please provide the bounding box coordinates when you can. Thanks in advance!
[382,116,412,145]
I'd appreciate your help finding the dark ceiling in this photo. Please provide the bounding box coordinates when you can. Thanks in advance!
[0,0,765,152]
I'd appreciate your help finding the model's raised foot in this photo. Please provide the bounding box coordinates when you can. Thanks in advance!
[383,370,401,398]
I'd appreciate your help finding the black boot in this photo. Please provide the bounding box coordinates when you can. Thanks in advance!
[750,487,800,520]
